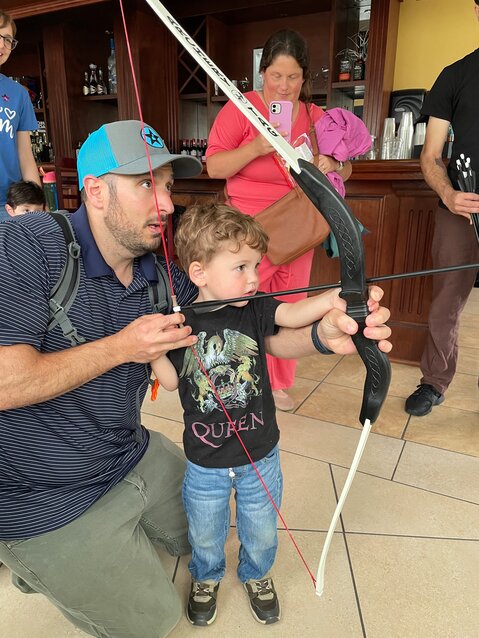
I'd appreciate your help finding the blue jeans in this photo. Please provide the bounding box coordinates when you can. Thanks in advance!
[183,444,282,583]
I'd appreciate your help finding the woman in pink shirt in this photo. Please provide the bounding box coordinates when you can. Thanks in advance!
[206,29,351,411]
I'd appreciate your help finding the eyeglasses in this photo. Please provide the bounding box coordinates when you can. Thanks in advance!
[0,33,18,50]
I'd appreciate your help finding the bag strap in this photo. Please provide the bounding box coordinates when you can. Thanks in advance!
[48,212,173,348]
[306,104,320,157]
[48,211,86,346]
[149,256,173,314]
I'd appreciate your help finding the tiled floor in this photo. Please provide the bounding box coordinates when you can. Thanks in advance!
[1,291,478,637]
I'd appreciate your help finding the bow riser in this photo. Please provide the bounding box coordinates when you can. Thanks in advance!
[293,159,391,425]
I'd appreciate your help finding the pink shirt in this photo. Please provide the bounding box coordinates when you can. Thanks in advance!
[206,91,325,215]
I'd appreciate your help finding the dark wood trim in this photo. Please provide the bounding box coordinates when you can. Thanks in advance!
[42,23,72,163]
[6,0,108,19]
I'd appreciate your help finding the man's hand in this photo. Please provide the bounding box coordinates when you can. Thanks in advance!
[316,285,392,355]
[442,189,479,221]
[112,312,198,364]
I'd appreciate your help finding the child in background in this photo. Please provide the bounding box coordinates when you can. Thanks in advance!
[152,203,353,627]
[5,180,45,217]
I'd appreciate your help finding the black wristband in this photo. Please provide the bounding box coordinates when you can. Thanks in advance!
[311,320,335,355]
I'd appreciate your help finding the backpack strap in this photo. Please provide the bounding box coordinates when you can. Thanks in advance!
[149,256,173,314]
[48,213,172,347]
[47,211,86,346]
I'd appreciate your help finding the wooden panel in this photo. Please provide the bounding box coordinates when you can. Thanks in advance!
[172,175,226,209]
[42,23,72,163]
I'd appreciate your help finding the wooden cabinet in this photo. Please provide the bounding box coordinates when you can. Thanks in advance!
[173,0,400,145]
[7,0,401,156]
[310,160,437,365]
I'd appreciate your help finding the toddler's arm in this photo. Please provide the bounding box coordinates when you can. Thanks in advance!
[274,288,343,328]
[151,356,179,391]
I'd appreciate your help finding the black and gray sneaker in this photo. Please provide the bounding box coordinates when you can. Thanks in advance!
[187,580,220,626]
[243,577,281,624]
[405,383,445,417]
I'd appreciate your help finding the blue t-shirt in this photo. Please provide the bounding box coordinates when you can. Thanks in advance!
[0,74,38,206]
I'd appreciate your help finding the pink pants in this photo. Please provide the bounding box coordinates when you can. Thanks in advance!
[259,249,315,391]
[420,207,479,394]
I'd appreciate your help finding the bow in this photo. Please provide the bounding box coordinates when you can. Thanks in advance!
[142,0,391,596]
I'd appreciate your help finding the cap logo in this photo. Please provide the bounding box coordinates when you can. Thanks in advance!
[141,126,164,149]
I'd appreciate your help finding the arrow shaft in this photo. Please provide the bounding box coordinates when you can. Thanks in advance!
[180,261,479,312]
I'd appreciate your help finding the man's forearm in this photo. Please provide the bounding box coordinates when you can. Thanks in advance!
[421,154,454,203]
[0,337,125,410]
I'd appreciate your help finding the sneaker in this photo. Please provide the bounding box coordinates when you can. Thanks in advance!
[186,580,220,626]
[405,383,445,417]
[243,577,281,624]
[272,389,294,412]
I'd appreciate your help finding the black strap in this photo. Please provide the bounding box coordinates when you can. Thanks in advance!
[149,256,173,314]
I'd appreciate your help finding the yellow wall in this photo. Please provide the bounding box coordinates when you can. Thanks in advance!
[393,0,479,90]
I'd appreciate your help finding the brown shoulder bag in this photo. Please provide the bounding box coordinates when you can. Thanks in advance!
[254,107,330,265]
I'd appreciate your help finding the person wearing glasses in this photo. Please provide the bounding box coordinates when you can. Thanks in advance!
[0,10,41,222]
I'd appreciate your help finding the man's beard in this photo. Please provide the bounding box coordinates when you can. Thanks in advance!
[104,194,163,256]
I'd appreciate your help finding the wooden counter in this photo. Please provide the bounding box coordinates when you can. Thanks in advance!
[173,160,438,366]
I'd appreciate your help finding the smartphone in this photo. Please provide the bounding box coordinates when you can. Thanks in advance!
[268,100,293,143]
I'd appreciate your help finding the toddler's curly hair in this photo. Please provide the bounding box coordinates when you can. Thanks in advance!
[174,203,268,271]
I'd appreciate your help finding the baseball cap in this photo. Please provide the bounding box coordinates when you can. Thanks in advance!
[77,120,202,188]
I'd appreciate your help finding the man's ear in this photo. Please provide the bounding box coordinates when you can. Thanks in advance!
[188,261,206,287]
[4,204,14,217]
[82,175,107,208]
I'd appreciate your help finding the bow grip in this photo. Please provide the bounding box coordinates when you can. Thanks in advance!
[292,159,391,425]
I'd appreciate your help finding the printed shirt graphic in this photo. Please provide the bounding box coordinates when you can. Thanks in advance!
[168,295,282,468]
[0,75,38,206]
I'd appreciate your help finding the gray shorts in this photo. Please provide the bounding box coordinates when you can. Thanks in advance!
[0,430,189,638]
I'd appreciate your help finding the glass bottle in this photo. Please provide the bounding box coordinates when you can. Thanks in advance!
[96,68,107,95]
[107,36,117,95]
[88,64,98,95]
[82,71,89,96]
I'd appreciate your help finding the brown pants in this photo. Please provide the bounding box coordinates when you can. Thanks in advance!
[420,206,479,394]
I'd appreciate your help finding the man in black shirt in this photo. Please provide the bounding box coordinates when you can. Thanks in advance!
[405,0,479,416]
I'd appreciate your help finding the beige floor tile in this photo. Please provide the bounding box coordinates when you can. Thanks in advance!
[0,566,88,637]
[347,534,479,638]
[394,441,479,503]
[457,345,479,375]
[295,352,343,381]
[460,310,479,327]
[464,287,479,312]
[279,451,338,531]
[141,412,184,444]
[458,325,479,349]
[333,466,479,539]
[277,410,403,479]
[296,382,409,438]
[142,385,184,421]
[285,375,320,411]
[443,371,478,412]
[463,299,479,315]
[169,531,363,638]
[388,361,427,398]
[319,354,365,390]
[405,405,479,458]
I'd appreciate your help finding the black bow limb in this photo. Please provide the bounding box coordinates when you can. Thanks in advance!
[292,159,392,426]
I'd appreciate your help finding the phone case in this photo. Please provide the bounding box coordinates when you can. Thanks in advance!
[268,100,293,142]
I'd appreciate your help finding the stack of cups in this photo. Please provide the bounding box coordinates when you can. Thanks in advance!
[380,118,397,159]
[397,111,414,159]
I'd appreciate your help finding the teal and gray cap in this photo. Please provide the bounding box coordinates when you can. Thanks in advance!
[77,120,202,188]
